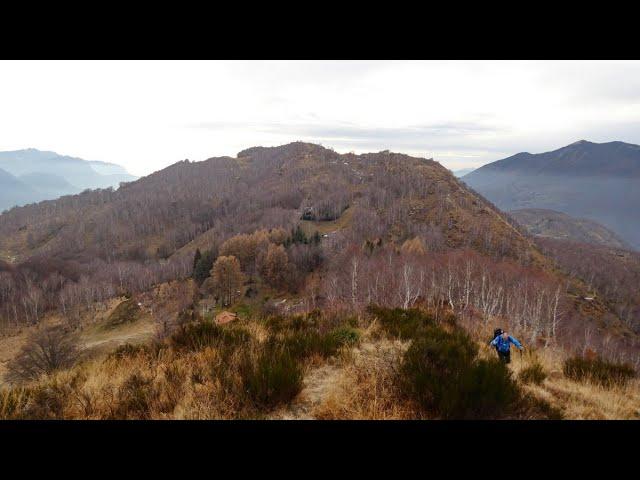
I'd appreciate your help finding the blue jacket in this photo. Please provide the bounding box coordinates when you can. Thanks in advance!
[491,335,523,353]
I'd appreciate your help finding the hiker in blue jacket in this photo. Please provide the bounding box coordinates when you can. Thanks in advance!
[490,330,523,364]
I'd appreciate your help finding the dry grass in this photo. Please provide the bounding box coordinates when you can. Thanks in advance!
[0,296,129,383]
[526,377,640,420]
[0,334,255,419]
[312,323,422,419]
[1,304,638,420]
[0,280,200,386]
[505,346,640,420]
[0,311,360,419]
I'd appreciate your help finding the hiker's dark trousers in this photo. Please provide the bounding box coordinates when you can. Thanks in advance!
[497,350,511,364]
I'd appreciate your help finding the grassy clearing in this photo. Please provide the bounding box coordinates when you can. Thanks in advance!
[300,205,354,236]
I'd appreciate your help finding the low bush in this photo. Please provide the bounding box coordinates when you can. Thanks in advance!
[170,321,249,352]
[176,308,200,325]
[400,326,474,413]
[367,305,435,340]
[400,325,519,419]
[107,343,155,361]
[519,362,548,385]
[276,325,360,361]
[24,382,70,419]
[113,373,158,419]
[240,344,303,409]
[330,326,360,347]
[265,313,318,333]
[456,359,520,418]
[280,330,338,360]
[563,356,635,387]
[6,326,81,384]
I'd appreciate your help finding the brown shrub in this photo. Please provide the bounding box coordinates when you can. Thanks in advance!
[6,325,81,384]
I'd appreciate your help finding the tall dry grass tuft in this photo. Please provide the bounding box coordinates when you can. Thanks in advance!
[563,355,635,388]
[313,337,420,419]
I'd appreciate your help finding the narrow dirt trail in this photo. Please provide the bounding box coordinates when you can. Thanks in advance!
[269,363,343,420]
[79,317,156,353]
[269,338,405,420]
[81,328,154,350]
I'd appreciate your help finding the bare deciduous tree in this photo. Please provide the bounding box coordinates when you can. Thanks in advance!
[6,325,81,383]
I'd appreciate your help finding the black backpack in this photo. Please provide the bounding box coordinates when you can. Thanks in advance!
[492,328,503,343]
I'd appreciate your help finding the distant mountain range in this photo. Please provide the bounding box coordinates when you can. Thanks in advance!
[463,140,640,249]
[0,149,136,212]
[510,208,631,250]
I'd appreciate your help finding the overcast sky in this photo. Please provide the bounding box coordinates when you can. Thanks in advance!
[1,60,639,176]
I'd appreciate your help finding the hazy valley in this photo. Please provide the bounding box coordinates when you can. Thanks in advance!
[0,149,137,212]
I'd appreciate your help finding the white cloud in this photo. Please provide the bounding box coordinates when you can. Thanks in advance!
[0,60,639,175]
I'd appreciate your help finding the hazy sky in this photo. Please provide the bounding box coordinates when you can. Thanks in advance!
[1,60,639,176]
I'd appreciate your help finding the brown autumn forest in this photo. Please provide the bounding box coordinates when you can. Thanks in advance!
[0,142,639,419]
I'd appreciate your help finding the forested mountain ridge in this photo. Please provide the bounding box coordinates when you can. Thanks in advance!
[0,142,637,360]
[0,142,539,266]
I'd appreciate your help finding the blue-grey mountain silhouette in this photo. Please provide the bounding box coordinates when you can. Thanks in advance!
[463,140,640,249]
[0,149,136,212]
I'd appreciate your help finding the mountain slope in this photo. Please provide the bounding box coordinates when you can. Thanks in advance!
[535,236,640,335]
[510,208,631,250]
[463,140,640,248]
[18,172,80,197]
[0,168,40,211]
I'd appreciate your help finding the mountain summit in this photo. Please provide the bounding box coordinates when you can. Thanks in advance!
[463,140,640,249]
[467,140,640,177]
